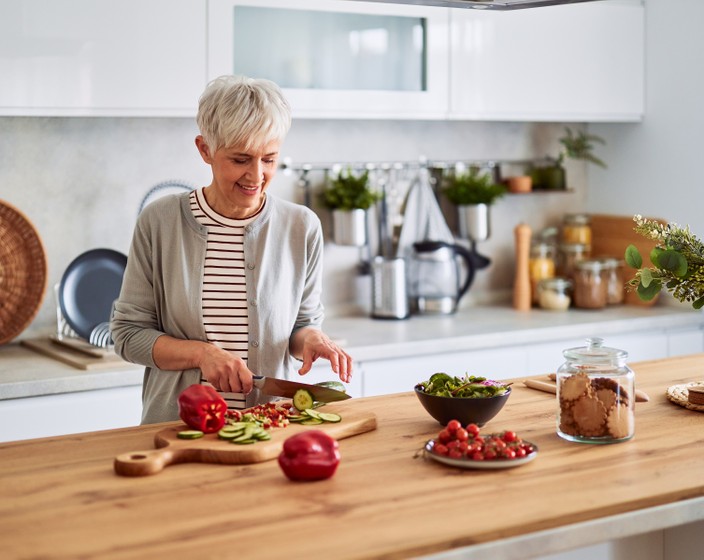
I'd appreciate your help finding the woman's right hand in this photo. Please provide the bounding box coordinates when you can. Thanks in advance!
[152,336,255,394]
[198,343,255,394]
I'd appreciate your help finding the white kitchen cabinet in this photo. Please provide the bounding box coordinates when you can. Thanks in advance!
[449,0,645,122]
[207,0,450,119]
[0,385,142,443]
[0,0,206,116]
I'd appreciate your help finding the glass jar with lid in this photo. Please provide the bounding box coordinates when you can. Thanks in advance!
[600,257,625,305]
[556,337,635,444]
[537,277,572,310]
[556,242,590,280]
[529,241,556,304]
[573,259,608,309]
[562,213,592,245]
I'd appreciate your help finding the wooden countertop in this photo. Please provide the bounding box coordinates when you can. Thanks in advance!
[2,354,704,559]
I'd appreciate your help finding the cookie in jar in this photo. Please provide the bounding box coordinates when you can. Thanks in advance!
[556,337,635,443]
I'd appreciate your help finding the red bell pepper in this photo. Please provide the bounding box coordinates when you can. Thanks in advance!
[177,384,227,434]
[278,430,340,481]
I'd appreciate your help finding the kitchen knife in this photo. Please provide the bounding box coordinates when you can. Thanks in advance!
[253,376,350,403]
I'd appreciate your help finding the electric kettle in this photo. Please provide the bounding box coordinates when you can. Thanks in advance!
[409,240,476,315]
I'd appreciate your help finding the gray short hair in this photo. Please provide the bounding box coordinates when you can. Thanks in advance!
[196,75,292,153]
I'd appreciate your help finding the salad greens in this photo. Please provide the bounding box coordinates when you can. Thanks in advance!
[418,372,511,398]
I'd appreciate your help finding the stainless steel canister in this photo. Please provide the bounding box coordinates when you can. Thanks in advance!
[371,256,410,320]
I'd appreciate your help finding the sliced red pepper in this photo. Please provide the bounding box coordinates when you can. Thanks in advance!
[278,430,340,481]
[177,384,227,434]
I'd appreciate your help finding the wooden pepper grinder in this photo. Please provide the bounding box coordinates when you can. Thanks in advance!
[513,223,532,311]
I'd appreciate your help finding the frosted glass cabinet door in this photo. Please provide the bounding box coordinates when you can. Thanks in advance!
[208,0,450,119]
[449,0,644,122]
[0,0,206,116]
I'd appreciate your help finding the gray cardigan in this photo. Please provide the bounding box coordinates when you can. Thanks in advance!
[111,192,325,424]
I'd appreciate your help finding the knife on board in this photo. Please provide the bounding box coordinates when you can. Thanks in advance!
[253,376,350,403]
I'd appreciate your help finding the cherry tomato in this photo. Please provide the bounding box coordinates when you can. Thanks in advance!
[455,428,469,442]
[438,429,453,443]
[466,423,480,437]
[448,448,464,459]
[434,443,449,456]
[471,451,484,461]
[502,430,518,443]
[446,419,462,433]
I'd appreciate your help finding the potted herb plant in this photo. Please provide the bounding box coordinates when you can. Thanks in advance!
[531,127,607,190]
[442,167,506,242]
[625,215,704,308]
[320,168,381,246]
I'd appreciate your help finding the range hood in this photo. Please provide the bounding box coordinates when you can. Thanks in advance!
[351,0,602,10]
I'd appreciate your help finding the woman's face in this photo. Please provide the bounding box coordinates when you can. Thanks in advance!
[196,136,281,219]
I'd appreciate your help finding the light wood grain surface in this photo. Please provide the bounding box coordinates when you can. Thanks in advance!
[2,354,704,559]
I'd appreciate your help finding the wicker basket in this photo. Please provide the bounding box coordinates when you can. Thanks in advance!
[0,200,48,344]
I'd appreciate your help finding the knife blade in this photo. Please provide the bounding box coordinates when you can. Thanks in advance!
[253,376,350,403]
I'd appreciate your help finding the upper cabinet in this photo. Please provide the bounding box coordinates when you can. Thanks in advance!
[207,0,450,119]
[449,0,645,122]
[0,0,206,116]
[0,0,644,121]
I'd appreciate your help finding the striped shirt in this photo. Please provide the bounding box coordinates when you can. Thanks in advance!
[190,188,264,410]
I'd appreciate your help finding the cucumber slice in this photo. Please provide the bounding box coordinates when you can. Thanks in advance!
[316,380,346,393]
[287,415,306,422]
[303,408,322,420]
[300,417,324,425]
[317,412,342,423]
[177,430,204,439]
[230,438,256,444]
[293,389,315,411]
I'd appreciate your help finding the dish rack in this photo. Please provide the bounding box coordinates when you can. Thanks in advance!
[53,284,114,349]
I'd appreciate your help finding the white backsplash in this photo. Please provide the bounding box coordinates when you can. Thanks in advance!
[0,116,587,337]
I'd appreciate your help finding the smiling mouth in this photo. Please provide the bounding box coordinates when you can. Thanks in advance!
[237,182,260,192]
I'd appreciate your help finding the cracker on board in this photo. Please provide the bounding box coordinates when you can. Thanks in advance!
[561,372,591,401]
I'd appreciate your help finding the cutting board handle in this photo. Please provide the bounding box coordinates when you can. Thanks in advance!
[114,447,177,477]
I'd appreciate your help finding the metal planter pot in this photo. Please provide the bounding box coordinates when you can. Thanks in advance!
[458,203,490,242]
[332,209,367,246]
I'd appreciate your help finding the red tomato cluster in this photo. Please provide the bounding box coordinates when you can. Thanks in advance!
[432,419,534,461]
[226,401,295,428]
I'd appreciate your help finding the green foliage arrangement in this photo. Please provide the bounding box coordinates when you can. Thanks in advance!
[625,215,704,309]
[556,127,607,168]
[442,168,506,206]
[319,168,380,211]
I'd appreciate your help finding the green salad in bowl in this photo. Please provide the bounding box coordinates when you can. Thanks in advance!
[417,373,511,398]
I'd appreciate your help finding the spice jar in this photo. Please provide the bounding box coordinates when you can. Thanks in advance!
[556,242,590,280]
[529,241,556,304]
[600,257,625,305]
[562,213,592,245]
[573,259,608,309]
[556,337,635,444]
[537,277,572,310]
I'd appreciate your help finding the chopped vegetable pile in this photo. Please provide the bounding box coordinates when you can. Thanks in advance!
[417,372,511,398]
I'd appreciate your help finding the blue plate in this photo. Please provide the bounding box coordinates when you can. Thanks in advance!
[58,248,127,340]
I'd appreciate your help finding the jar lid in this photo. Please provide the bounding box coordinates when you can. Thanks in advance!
[563,337,628,365]
[559,242,591,253]
[538,277,572,289]
[575,259,606,271]
[563,213,591,225]
[598,257,624,268]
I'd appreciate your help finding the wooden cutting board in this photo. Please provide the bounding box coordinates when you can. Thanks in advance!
[114,401,377,476]
[590,213,666,306]
[21,337,133,370]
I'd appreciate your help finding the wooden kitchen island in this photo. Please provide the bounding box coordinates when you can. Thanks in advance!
[2,354,704,560]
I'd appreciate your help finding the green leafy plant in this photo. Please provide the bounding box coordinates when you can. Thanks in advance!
[555,127,607,168]
[442,168,506,206]
[319,168,381,211]
[625,215,704,309]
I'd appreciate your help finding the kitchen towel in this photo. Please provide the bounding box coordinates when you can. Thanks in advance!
[396,167,454,258]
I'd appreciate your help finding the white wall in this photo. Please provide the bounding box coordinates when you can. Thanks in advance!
[587,0,704,236]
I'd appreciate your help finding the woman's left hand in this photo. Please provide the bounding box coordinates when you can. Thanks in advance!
[292,328,352,383]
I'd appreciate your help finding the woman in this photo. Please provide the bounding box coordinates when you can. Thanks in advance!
[112,75,352,424]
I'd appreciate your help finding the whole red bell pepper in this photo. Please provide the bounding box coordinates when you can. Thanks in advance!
[278,430,340,481]
[177,384,227,434]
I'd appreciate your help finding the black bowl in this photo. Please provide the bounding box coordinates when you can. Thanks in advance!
[414,384,511,427]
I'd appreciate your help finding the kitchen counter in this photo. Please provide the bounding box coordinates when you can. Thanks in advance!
[2,354,704,559]
[1,302,702,400]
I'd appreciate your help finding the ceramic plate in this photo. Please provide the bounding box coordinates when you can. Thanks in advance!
[58,248,128,340]
[423,439,538,470]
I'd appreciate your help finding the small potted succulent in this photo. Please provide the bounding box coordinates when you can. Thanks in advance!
[320,168,381,246]
[625,215,704,308]
[531,127,607,190]
[442,167,506,242]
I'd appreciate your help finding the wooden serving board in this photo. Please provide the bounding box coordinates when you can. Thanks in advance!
[114,401,377,476]
[21,337,133,370]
